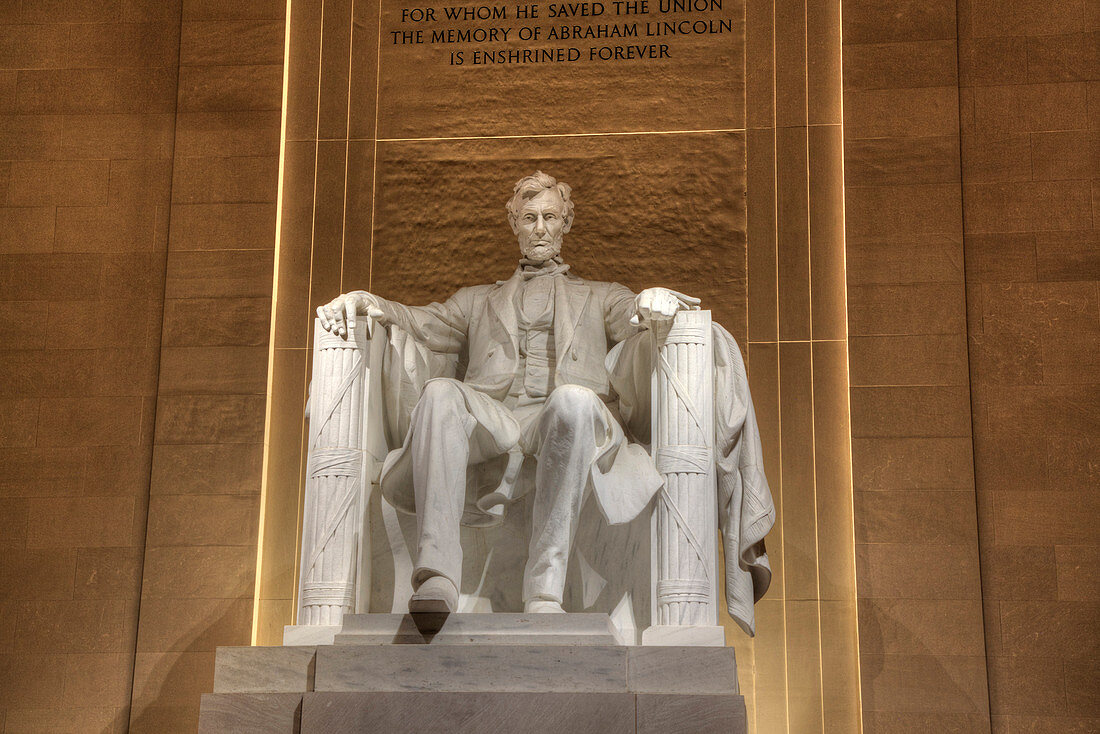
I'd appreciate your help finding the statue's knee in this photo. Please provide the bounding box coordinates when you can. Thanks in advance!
[414,379,467,420]
[545,384,600,420]
[421,378,463,401]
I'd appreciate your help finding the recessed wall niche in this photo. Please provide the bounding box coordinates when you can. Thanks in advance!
[254,0,857,731]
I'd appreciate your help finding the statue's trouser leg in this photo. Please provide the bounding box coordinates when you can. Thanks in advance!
[410,379,478,592]
[523,384,605,604]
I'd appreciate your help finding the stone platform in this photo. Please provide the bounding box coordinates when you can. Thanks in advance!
[333,612,625,645]
[199,615,746,733]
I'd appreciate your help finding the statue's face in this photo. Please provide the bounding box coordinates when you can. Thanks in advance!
[514,188,567,263]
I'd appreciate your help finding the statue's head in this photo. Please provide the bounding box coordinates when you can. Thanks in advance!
[505,171,574,264]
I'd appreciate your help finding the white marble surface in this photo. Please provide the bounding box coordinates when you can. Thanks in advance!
[640,624,727,647]
[626,646,738,694]
[649,310,719,627]
[198,692,303,734]
[201,641,747,734]
[214,646,316,693]
[296,318,390,633]
[301,692,637,734]
[636,693,747,734]
[283,624,339,647]
[367,489,654,642]
[211,636,740,695]
[334,612,623,645]
[295,171,774,643]
[314,644,630,693]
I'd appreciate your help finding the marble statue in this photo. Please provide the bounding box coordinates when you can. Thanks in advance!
[299,171,774,644]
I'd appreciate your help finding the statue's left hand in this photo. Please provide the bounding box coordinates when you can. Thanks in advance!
[633,287,701,325]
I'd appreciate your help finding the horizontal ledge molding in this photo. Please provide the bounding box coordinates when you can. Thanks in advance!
[747,339,848,344]
[305,128,750,143]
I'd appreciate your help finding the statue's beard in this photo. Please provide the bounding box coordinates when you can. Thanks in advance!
[520,237,562,264]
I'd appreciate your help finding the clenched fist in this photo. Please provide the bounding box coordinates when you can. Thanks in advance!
[633,287,701,325]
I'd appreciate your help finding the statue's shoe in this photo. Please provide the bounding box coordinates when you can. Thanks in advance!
[408,576,459,614]
[524,599,566,614]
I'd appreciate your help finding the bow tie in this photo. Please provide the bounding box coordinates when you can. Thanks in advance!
[519,257,570,280]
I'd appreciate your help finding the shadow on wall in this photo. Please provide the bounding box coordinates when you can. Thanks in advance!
[858,603,990,720]
[124,602,246,734]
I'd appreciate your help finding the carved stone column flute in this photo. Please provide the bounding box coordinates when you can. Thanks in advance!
[296,321,370,628]
[644,309,723,645]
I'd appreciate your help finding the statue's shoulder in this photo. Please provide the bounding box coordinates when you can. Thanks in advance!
[463,282,503,298]
[570,275,634,298]
[564,272,600,287]
[448,281,504,309]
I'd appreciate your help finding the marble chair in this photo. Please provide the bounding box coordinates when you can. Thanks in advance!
[293,310,726,646]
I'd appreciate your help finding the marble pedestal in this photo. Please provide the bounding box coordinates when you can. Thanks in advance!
[199,615,746,734]
[333,612,626,645]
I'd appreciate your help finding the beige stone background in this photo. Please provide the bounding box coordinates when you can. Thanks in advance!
[0,0,1095,733]
[255,3,863,734]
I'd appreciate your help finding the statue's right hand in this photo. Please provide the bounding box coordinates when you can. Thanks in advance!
[317,291,384,337]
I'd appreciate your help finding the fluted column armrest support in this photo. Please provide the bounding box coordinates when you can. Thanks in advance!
[296,319,386,629]
[643,309,723,646]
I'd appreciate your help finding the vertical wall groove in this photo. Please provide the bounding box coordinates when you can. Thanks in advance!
[126,0,188,725]
[956,0,1099,729]
[952,1,996,725]
[841,0,993,730]
[130,0,289,729]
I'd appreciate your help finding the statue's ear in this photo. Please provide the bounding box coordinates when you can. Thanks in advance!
[508,214,520,235]
[562,216,572,234]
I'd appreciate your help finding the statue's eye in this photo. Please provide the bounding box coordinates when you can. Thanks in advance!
[545,214,556,220]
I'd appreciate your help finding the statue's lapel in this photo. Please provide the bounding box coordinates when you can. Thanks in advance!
[488,271,522,350]
[555,276,591,360]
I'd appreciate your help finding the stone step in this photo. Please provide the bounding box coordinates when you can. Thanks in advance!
[202,643,745,733]
[213,645,316,693]
[199,691,748,734]
[212,642,740,695]
[315,644,740,695]
[333,612,625,645]
[316,644,628,693]
[303,691,746,734]
[198,692,303,734]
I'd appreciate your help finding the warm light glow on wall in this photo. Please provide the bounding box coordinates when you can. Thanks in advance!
[252,1,862,731]
[252,0,297,646]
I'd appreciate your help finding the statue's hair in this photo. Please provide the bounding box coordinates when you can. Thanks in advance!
[505,171,574,233]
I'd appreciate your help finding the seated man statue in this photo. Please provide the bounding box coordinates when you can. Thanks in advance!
[317,172,771,623]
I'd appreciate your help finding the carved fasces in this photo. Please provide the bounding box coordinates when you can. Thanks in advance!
[297,320,384,626]
[651,310,718,627]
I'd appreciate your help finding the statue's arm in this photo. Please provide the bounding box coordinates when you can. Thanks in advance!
[603,282,642,343]
[603,283,702,343]
[317,289,470,354]
[378,292,470,354]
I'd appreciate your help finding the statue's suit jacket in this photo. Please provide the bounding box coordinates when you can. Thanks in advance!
[374,269,664,528]
[370,268,775,636]
[377,269,643,402]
